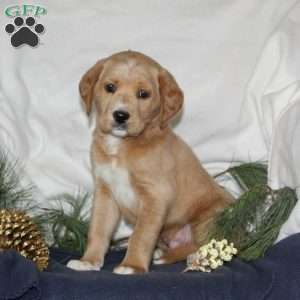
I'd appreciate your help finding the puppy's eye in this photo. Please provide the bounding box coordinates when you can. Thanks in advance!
[105,83,117,93]
[137,89,151,99]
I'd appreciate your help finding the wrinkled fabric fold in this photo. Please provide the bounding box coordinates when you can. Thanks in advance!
[1,234,300,299]
[0,250,40,300]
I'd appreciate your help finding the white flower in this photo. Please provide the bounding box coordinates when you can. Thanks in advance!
[221,239,228,245]
[222,254,233,261]
[208,248,218,258]
[185,239,238,273]
[210,261,219,269]
[201,258,210,266]
[200,247,208,258]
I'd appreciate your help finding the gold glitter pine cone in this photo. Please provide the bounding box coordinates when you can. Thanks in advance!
[0,209,49,271]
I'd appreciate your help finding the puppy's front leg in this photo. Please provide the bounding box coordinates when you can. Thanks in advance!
[114,200,167,274]
[67,183,120,271]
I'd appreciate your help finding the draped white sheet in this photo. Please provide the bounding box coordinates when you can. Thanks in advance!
[0,0,299,240]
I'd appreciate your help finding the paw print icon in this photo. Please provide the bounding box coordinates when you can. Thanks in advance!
[5,16,45,47]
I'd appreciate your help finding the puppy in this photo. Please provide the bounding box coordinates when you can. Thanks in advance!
[67,51,232,274]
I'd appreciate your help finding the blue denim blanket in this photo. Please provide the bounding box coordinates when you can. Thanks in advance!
[1,233,300,300]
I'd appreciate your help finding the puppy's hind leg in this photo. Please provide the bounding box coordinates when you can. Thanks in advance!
[153,224,197,265]
[153,242,197,265]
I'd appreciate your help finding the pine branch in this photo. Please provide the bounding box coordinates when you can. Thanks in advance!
[210,181,297,260]
[34,193,90,255]
[215,162,268,191]
[0,150,33,211]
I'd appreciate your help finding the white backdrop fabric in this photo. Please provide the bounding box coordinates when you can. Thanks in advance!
[0,0,299,240]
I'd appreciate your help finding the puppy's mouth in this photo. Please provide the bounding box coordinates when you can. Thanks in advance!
[111,123,128,137]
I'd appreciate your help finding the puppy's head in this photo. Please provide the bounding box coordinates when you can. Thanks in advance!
[79,51,183,137]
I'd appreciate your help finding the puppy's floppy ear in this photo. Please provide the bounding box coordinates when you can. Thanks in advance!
[79,59,106,115]
[159,68,184,128]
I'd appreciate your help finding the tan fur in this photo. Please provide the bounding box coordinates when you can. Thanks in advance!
[79,51,233,274]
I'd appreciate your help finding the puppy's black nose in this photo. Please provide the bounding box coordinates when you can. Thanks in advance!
[113,110,130,124]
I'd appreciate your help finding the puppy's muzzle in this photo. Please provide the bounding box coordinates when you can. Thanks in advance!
[113,110,130,125]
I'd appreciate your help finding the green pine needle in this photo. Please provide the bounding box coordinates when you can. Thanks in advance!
[215,162,268,191]
[238,187,297,260]
[35,193,90,254]
[210,181,297,260]
[0,150,33,211]
[228,162,268,191]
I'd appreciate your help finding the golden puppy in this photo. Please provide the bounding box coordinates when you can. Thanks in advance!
[67,51,232,274]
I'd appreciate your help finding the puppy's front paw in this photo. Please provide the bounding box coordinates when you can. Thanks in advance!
[113,264,146,275]
[67,259,101,271]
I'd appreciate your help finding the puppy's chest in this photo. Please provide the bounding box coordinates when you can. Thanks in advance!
[94,136,136,210]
